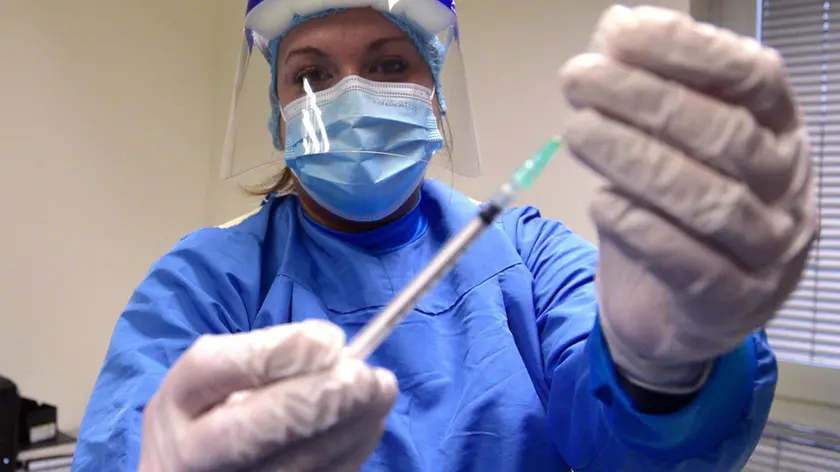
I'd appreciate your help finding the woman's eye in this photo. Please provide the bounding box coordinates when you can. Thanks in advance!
[294,67,331,86]
[372,58,409,76]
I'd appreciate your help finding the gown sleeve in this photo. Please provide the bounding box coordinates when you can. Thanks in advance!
[500,205,778,472]
[71,229,259,472]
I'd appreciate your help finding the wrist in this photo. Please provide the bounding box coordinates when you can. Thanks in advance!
[600,317,714,395]
[614,357,714,395]
[615,369,700,415]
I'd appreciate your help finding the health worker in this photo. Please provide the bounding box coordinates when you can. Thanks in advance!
[71,2,817,471]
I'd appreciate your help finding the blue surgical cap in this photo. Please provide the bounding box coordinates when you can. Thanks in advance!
[266,8,447,150]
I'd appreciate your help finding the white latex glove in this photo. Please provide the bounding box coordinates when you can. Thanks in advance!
[138,320,397,472]
[559,6,818,393]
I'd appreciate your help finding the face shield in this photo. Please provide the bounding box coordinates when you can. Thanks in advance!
[223,0,480,178]
[222,1,480,220]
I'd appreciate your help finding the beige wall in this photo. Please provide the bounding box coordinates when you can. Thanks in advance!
[692,0,757,37]
[0,1,693,432]
[0,1,219,430]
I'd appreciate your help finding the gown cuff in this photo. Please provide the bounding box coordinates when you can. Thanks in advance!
[588,316,757,460]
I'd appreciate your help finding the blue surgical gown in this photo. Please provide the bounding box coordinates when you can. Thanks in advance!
[72,179,776,471]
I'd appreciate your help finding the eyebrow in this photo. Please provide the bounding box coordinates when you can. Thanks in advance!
[283,36,414,64]
[367,36,414,51]
[284,46,327,64]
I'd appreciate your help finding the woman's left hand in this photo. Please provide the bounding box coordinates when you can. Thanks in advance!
[559,5,818,393]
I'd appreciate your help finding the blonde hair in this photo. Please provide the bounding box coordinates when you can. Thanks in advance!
[245,115,453,198]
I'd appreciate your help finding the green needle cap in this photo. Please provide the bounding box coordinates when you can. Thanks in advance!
[512,136,562,191]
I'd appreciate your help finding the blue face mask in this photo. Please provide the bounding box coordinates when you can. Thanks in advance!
[281,76,444,223]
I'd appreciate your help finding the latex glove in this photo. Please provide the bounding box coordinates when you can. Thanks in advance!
[138,320,397,472]
[559,6,817,394]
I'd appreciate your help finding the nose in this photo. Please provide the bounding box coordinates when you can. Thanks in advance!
[338,65,364,81]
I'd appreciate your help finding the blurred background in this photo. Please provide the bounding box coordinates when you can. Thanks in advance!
[1,1,838,469]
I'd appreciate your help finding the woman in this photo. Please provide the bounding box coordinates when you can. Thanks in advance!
[73,2,816,471]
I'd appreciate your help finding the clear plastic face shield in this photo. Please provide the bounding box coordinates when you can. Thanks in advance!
[221,0,481,189]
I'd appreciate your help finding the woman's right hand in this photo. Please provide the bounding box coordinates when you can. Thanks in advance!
[137,320,397,472]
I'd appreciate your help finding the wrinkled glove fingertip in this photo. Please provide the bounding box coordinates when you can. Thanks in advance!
[558,53,607,100]
[299,319,347,350]
[373,368,399,401]
[589,4,634,54]
[374,368,398,391]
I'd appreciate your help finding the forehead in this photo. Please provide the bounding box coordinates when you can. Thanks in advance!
[277,9,409,57]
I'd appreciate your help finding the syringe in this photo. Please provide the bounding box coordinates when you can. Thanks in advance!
[345,136,563,360]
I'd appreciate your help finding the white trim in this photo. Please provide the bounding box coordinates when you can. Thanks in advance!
[245,0,456,43]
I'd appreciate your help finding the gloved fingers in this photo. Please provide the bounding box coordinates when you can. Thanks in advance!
[594,243,735,367]
[566,108,795,269]
[183,360,396,470]
[166,319,345,418]
[253,415,387,472]
[560,52,795,204]
[590,5,798,134]
[591,188,773,335]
